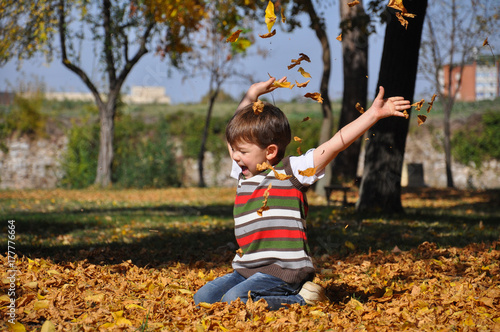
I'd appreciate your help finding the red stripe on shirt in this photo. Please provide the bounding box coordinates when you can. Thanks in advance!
[237,229,307,247]
[235,188,304,205]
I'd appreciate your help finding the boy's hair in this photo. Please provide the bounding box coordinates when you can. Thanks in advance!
[226,102,291,161]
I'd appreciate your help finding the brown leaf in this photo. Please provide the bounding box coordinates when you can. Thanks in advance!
[226,30,243,43]
[253,100,264,115]
[355,102,365,114]
[304,92,323,103]
[259,29,276,39]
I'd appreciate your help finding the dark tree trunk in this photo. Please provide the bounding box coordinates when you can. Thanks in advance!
[356,0,428,213]
[331,0,369,184]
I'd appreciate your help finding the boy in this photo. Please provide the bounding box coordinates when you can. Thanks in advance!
[193,77,410,310]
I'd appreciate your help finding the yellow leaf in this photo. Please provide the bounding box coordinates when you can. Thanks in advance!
[116,317,132,326]
[271,80,293,89]
[253,100,265,114]
[0,294,11,302]
[296,80,310,88]
[34,299,50,310]
[99,322,115,329]
[336,33,342,41]
[265,0,277,33]
[112,310,124,320]
[7,322,26,332]
[40,320,56,332]
[125,304,146,310]
[298,167,317,177]
[298,67,311,78]
[177,288,193,294]
[199,302,212,309]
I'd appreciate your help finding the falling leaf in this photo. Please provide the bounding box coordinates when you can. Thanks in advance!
[226,29,243,43]
[259,29,276,38]
[287,53,310,69]
[388,0,416,29]
[426,94,437,113]
[395,12,409,29]
[348,0,360,7]
[257,184,272,216]
[483,37,489,47]
[265,0,277,33]
[253,100,265,114]
[294,136,303,143]
[304,92,323,103]
[403,110,409,119]
[336,33,342,41]
[411,99,425,111]
[257,161,272,171]
[298,167,317,177]
[417,114,427,126]
[298,67,312,78]
[236,248,243,257]
[281,6,286,23]
[301,116,310,122]
[296,80,311,88]
[297,146,303,155]
[272,80,294,89]
[355,102,365,114]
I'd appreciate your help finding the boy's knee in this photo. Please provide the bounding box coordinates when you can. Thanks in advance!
[222,288,249,304]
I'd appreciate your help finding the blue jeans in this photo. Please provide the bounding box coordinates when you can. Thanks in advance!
[193,271,306,310]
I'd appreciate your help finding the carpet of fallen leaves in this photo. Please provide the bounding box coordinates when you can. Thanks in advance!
[1,242,499,331]
[1,188,499,331]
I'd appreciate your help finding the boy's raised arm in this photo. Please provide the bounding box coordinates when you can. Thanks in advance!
[236,76,287,113]
[313,86,411,173]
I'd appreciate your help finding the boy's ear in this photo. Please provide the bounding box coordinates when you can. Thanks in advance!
[266,144,279,161]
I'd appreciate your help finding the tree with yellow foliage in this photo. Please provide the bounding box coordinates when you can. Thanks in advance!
[0,0,206,187]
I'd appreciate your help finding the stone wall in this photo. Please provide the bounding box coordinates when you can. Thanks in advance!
[0,136,68,189]
[1,132,499,190]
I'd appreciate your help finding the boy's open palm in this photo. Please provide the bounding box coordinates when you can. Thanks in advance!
[370,86,411,120]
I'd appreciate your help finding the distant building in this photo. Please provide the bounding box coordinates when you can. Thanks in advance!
[440,54,499,101]
[43,86,171,104]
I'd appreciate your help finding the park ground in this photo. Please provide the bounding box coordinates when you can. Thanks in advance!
[0,187,499,331]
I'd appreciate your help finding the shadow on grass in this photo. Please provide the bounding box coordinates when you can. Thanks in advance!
[2,189,499,268]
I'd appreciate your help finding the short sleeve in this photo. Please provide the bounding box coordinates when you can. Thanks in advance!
[289,149,325,185]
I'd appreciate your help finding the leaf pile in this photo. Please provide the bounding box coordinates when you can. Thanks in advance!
[2,240,499,331]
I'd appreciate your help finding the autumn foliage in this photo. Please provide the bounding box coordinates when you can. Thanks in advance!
[1,188,499,331]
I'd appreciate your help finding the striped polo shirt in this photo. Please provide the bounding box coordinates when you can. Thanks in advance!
[232,156,315,284]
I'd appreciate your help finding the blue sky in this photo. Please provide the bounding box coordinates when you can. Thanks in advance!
[0,10,430,104]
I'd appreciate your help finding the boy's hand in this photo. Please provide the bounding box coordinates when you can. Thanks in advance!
[368,86,411,120]
[236,76,287,112]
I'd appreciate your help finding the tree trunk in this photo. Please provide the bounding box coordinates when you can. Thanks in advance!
[302,0,333,197]
[356,0,427,214]
[198,88,219,187]
[95,98,116,187]
[443,100,454,187]
[331,0,369,184]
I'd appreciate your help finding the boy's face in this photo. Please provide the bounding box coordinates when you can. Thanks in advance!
[229,141,276,178]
